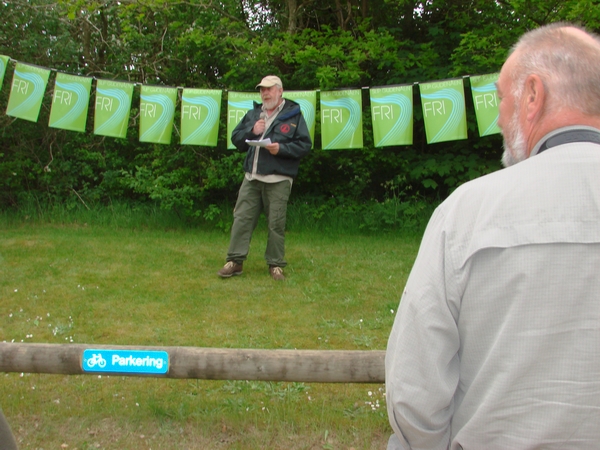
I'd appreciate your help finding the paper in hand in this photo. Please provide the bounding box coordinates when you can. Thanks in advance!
[245,138,272,147]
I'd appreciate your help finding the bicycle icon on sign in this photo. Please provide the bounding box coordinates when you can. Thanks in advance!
[86,353,107,369]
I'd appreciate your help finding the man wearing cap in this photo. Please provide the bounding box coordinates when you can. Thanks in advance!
[217,75,312,280]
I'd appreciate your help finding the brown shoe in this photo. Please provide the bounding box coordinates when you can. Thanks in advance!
[218,261,243,278]
[269,266,285,281]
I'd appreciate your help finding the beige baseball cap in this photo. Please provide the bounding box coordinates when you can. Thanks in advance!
[256,75,283,89]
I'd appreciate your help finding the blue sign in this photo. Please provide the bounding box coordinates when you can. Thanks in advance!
[82,349,169,375]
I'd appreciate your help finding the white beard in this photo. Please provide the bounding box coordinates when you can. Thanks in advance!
[501,107,528,167]
[262,98,280,111]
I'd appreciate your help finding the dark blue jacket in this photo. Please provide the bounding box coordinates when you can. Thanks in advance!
[231,99,312,179]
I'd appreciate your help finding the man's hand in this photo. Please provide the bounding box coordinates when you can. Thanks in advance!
[252,119,266,136]
[265,142,280,155]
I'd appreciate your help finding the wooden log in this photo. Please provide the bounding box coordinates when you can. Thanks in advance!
[0,343,385,383]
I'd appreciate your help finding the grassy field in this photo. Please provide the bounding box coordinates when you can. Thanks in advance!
[0,216,421,449]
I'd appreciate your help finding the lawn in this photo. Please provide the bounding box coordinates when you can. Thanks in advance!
[0,220,420,449]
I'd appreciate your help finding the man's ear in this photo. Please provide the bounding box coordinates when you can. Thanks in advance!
[524,74,546,122]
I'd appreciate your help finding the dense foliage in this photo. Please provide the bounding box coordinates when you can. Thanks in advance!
[1,0,598,222]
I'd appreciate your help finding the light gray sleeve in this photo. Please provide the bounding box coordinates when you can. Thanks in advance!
[385,207,461,450]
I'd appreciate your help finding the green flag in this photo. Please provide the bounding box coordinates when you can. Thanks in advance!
[226,91,261,149]
[94,79,134,139]
[181,88,222,146]
[0,55,9,91]
[6,63,51,122]
[48,73,92,132]
[283,90,317,147]
[470,73,501,137]
[370,85,413,147]
[419,79,468,144]
[139,85,177,144]
[320,89,363,150]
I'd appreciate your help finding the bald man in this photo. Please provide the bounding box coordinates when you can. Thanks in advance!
[385,23,600,449]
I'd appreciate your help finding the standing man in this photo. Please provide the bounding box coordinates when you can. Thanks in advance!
[217,75,311,281]
[386,23,600,449]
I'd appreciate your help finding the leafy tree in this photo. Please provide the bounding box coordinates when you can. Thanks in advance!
[1,0,599,220]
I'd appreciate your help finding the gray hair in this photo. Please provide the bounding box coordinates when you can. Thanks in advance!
[509,22,600,115]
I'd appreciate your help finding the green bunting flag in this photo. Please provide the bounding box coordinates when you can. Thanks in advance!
[419,78,467,144]
[94,79,134,138]
[470,73,501,137]
[320,89,363,150]
[139,85,177,144]
[6,63,51,122]
[0,55,9,90]
[370,85,413,147]
[283,90,317,147]
[0,54,506,148]
[226,91,261,149]
[180,88,222,146]
[48,73,92,132]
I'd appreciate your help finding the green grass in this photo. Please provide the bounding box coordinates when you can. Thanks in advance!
[0,215,421,449]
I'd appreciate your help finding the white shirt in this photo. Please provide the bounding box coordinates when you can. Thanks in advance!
[386,131,600,449]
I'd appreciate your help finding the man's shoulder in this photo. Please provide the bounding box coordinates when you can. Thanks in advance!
[282,99,301,112]
[435,162,526,227]
[445,164,512,203]
[278,100,303,121]
[282,98,300,106]
[238,103,261,121]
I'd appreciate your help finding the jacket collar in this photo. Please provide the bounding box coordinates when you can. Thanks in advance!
[531,126,600,156]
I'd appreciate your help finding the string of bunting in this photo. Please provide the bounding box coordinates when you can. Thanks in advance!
[0,55,501,150]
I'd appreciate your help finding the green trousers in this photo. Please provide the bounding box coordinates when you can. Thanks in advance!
[226,177,291,267]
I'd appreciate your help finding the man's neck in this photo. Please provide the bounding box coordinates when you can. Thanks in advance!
[530,125,600,156]
[527,112,600,157]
